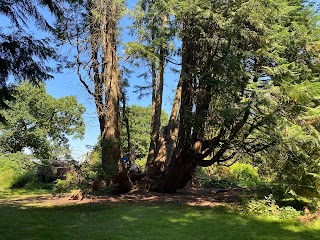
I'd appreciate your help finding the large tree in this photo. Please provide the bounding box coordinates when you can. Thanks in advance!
[0,82,85,159]
[127,0,177,176]
[56,0,132,190]
[135,0,320,192]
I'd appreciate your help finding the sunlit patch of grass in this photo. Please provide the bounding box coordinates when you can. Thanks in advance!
[0,189,51,199]
[0,190,319,240]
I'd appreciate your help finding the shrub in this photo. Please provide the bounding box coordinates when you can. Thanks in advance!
[0,153,35,189]
[201,177,236,189]
[11,170,37,189]
[0,168,17,190]
[53,172,79,194]
[36,162,57,183]
[52,158,101,194]
[230,162,260,187]
[245,194,302,219]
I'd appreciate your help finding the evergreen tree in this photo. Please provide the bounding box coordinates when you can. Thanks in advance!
[56,0,133,192]
[142,0,320,192]
[127,0,176,170]
[0,0,63,122]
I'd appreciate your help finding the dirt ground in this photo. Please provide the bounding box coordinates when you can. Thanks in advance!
[1,186,251,208]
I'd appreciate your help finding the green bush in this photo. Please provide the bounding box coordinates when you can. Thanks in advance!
[0,168,17,190]
[11,170,37,189]
[230,162,260,187]
[201,177,236,189]
[36,162,57,183]
[53,172,78,193]
[0,152,70,190]
[52,156,101,194]
[0,153,34,189]
[245,194,302,219]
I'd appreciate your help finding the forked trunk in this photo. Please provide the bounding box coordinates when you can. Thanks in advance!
[148,33,198,191]
[149,143,197,192]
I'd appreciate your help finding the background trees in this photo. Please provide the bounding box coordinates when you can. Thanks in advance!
[0,82,85,160]
[121,105,168,160]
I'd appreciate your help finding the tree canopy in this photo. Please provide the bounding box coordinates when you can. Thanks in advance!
[0,82,85,160]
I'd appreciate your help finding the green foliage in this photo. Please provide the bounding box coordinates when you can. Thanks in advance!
[201,177,236,189]
[36,162,58,183]
[245,194,302,220]
[11,162,60,190]
[127,0,176,66]
[0,82,85,159]
[0,152,34,190]
[230,162,260,187]
[199,163,261,188]
[52,150,108,194]
[121,105,168,159]
[183,0,320,198]
[257,121,320,200]
[0,152,71,190]
[53,173,78,194]
[11,171,38,189]
[0,0,63,122]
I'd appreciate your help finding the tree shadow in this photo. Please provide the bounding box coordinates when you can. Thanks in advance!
[0,196,319,240]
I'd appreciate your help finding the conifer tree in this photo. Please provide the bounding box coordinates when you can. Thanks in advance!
[137,0,320,192]
[0,0,63,123]
[56,0,131,191]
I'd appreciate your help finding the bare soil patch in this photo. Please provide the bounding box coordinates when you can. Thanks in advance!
[1,186,250,208]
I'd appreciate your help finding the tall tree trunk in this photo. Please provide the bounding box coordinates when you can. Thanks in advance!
[155,75,182,166]
[148,33,198,192]
[146,54,158,169]
[146,75,182,179]
[85,0,131,192]
[146,15,167,175]
[98,0,121,173]
[121,90,131,160]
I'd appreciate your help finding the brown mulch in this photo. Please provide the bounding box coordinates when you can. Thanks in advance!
[1,186,251,208]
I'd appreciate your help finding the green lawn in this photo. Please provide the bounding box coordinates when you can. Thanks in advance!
[0,190,319,240]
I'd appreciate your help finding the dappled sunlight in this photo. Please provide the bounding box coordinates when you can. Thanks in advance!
[1,190,319,240]
[0,193,319,240]
[121,216,137,222]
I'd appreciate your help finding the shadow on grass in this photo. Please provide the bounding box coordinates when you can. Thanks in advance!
[0,199,319,240]
[0,189,51,201]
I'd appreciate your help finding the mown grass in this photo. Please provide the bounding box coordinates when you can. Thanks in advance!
[0,190,319,240]
[0,189,51,200]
